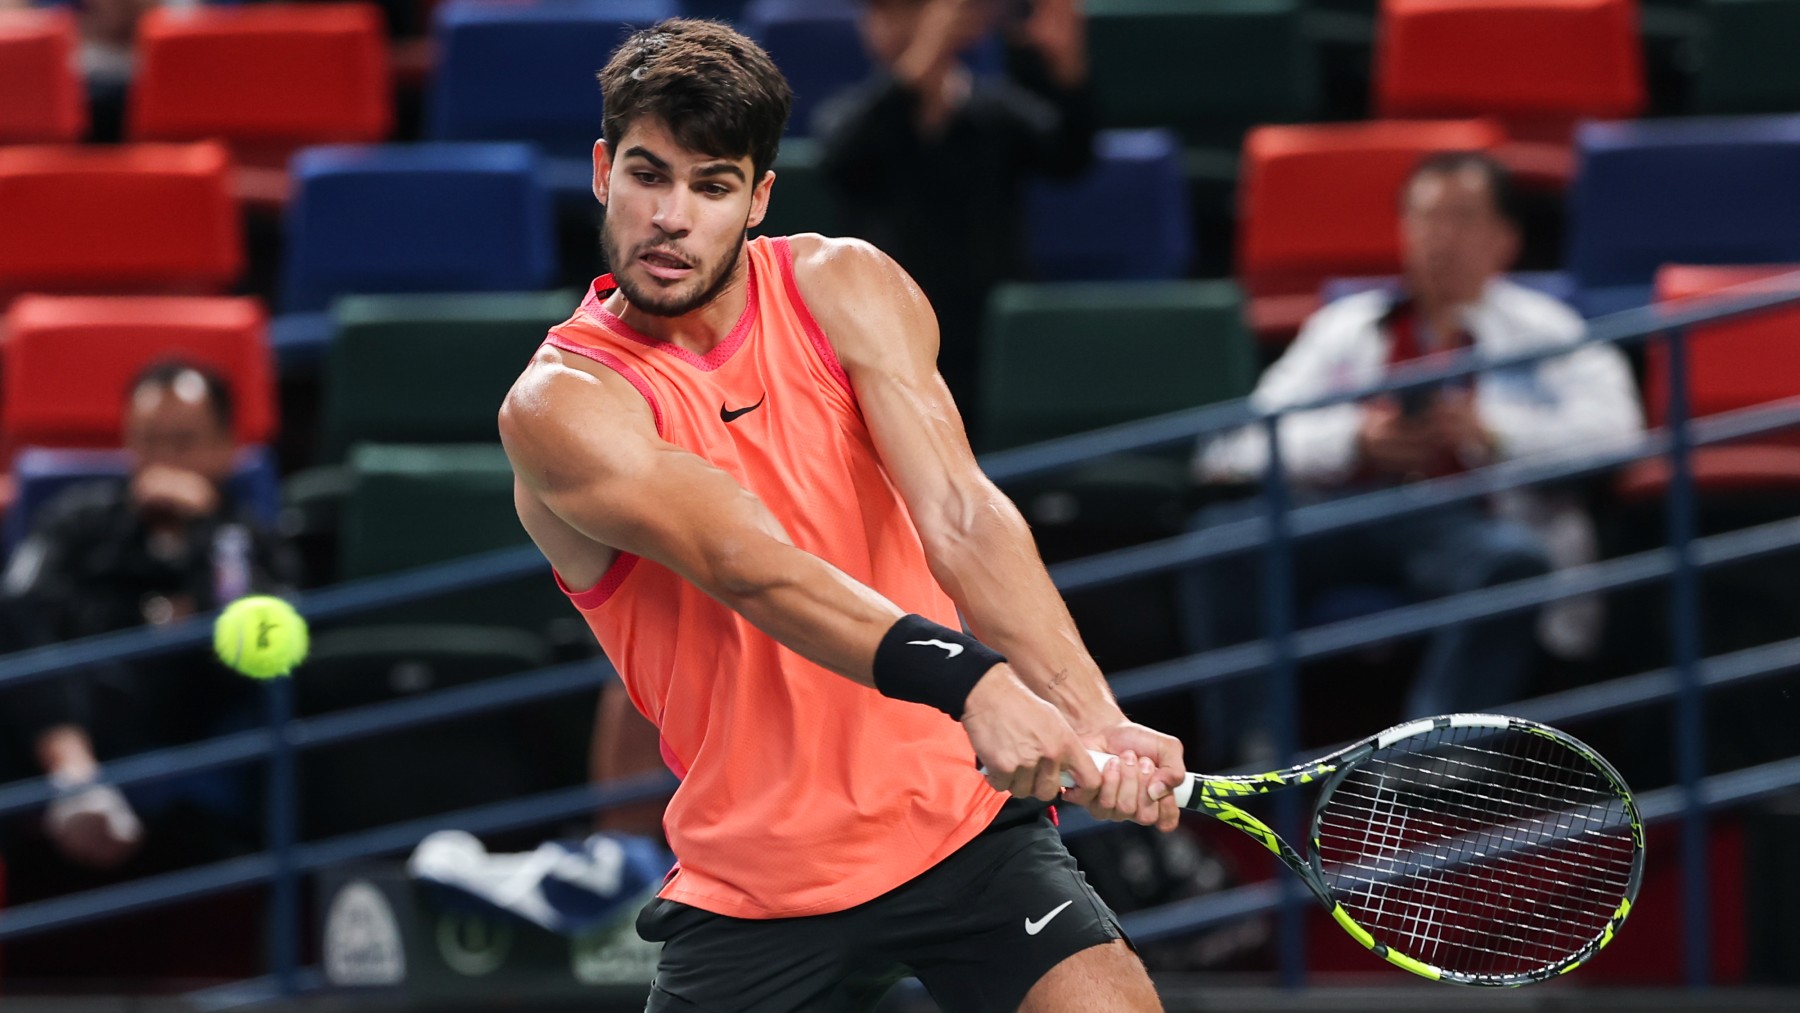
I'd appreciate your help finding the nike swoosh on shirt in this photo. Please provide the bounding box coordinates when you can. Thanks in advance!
[1025,900,1074,936]
[720,395,766,423]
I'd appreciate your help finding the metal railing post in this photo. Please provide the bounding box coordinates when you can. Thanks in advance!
[1664,324,1710,987]
[264,675,300,995]
[1261,414,1306,988]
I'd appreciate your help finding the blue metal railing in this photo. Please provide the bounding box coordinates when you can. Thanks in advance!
[2,272,1798,999]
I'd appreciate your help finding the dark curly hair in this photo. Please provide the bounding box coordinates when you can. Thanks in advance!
[598,19,792,182]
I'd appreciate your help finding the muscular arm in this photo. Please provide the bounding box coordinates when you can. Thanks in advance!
[500,353,904,683]
[501,345,1099,804]
[794,236,1183,826]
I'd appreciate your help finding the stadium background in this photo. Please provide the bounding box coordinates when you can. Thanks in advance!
[3,0,1800,1009]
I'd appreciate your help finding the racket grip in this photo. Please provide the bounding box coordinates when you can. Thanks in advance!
[1060,749,1121,788]
[1064,750,1196,808]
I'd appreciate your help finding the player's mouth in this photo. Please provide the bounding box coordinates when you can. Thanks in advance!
[639,249,694,280]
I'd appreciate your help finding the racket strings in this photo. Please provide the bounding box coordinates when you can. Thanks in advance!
[1314,724,1637,980]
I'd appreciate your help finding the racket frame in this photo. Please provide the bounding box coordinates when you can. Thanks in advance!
[1167,712,1644,987]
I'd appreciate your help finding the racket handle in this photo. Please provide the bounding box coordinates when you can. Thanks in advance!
[1067,750,1197,808]
[982,750,1193,807]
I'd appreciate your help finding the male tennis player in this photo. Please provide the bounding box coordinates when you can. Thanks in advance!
[500,18,1183,1012]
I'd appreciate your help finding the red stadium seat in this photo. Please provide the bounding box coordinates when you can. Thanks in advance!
[0,7,86,143]
[128,4,392,204]
[0,143,243,301]
[1375,0,1644,184]
[1,295,277,451]
[1617,265,1800,500]
[1236,118,1506,342]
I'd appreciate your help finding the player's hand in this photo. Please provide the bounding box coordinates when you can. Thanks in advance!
[962,665,1101,802]
[44,781,143,870]
[1075,721,1186,832]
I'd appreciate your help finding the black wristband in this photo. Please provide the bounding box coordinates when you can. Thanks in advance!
[872,614,1005,720]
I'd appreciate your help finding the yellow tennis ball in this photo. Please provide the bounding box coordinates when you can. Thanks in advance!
[213,595,309,680]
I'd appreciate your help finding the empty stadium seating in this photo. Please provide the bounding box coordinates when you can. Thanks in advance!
[1618,264,1800,499]
[1,294,277,450]
[1085,0,1323,146]
[743,0,870,136]
[127,4,392,203]
[752,136,839,239]
[1693,0,1800,114]
[1566,115,1800,316]
[978,279,1255,451]
[1026,129,1191,281]
[0,7,85,144]
[0,143,242,300]
[322,289,577,458]
[275,143,557,357]
[429,0,675,192]
[1234,118,1506,340]
[1376,0,1643,182]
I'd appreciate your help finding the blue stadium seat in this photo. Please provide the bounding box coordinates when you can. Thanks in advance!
[429,0,675,193]
[1025,129,1191,281]
[7,445,280,551]
[275,143,557,360]
[743,0,870,136]
[1567,115,1800,317]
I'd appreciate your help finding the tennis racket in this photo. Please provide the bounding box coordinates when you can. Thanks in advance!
[1072,713,1644,986]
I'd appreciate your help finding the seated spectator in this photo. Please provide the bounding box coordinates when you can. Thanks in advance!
[1185,152,1644,765]
[0,359,296,979]
[813,0,1095,418]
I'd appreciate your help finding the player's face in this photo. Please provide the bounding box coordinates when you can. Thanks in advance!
[594,118,774,318]
[1401,167,1519,307]
[124,377,236,483]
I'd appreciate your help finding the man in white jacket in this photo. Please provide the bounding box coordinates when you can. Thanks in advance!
[1188,152,1643,764]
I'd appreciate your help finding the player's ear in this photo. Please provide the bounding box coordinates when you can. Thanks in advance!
[593,139,614,207]
[746,169,775,230]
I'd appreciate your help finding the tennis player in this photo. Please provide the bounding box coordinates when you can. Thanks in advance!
[500,18,1183,1012]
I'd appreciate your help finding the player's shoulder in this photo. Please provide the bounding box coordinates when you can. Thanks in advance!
[499,345,655,464]
[785,233,905,291]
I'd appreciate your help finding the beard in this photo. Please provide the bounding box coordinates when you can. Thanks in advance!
[600,215,745,319]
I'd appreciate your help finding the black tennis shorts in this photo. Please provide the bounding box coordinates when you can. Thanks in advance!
[638,797,1126,1013]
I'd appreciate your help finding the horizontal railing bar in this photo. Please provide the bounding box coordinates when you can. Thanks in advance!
[1050,397,1800,593]
[1106,515,1800,705]
[0,545,550,694]
[988,278,1800,484]
[0,771,677,943]
[0,660,615,820]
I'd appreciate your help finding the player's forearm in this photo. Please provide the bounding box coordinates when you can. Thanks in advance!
[922,498,1123,733]
[708,544,905,689]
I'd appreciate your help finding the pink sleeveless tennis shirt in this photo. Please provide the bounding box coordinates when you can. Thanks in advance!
[541,236,1005,919]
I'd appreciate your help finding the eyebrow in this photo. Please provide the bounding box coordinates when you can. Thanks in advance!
[622,145,746,184]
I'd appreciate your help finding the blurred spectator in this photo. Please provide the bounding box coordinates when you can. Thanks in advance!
[813,0,1095,417]
[0,360,297,881]
[1184,152,1644,765]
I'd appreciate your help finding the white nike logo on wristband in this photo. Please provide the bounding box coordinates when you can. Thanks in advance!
[1025,900,1074,936]
[907,639,963,658]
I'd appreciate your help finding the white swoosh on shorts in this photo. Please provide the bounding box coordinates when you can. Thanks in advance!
[1024,900,1074,936]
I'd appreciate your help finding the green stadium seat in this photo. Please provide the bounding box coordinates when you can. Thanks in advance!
[342,443,526,578]
[1085,0,1323,148]
[977,280,1255,452]
[1693,0,1800,114]
[323,290,578,459]
[754,137,838,239]
[339,443,569,636]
